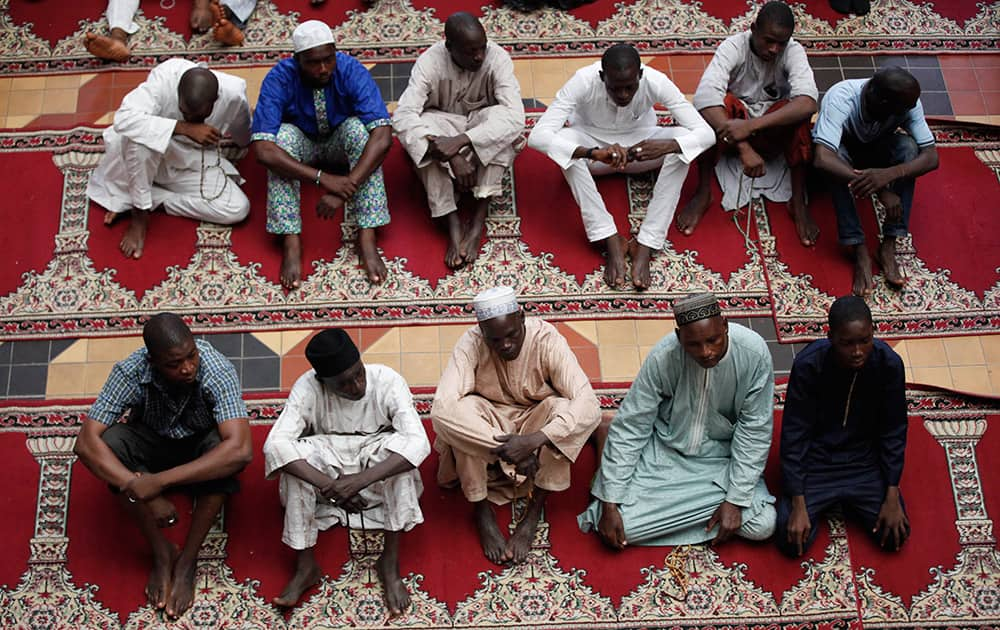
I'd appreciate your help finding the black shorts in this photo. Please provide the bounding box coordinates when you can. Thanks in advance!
[101,421,240,496]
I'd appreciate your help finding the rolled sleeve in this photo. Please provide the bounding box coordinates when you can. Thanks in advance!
[903,101,935,147]
[812,83,851,151]
[341,55,391,128]
[263,377,313,478]
[88,363,143,426]
[785,42,819,102]
[528,71,588,169]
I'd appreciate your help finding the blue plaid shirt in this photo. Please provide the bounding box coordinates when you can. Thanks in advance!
[88,339,247,439]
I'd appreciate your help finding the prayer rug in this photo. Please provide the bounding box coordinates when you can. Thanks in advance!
[1,384,998,628]
[1,0,998,77]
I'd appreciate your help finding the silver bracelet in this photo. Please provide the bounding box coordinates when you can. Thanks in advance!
[314,169,323,186]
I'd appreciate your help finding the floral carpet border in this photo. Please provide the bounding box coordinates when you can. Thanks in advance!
[0,0,998,77]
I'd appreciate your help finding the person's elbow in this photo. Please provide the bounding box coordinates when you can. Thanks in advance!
[370,126,393,156]
[254,141,280,169]
[923,146,940,172]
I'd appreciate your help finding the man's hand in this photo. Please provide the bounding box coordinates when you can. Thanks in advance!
[124,472,165,503]
[875,490,910,550]
[849,167,895,198]
[706,500,742,546]
[627,139,676,163]
[598,502,627,550]
[490,432,547,468]
[317,193,346,219]
[450,154,477,191]
[320,173,358,200]
[428,134,470,162]
[320,473,369,513]
[877,188,903,223]
[717,118,755,144]
[786,497,812,556]
[738,144,766,178]
[593,143,629,171]
[175,121,223,146]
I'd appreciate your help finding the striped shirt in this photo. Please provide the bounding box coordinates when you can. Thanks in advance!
[88,339,247,439]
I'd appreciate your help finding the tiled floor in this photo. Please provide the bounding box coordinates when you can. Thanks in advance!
[0,50,997,401]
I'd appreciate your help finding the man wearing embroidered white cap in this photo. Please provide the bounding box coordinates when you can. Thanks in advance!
[432,287,601,564]
[252,19,393,289]
[527,44,715,290]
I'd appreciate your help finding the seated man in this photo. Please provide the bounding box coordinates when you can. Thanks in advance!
[680,1,819,246]
[777,295,909,556]
[86,58,252,259]
[73,313,252,620]
[431,287,600,564]
[813,67,939,296]
[85,0,256,62]
[579,292,776,548]
[253,20,393,289]
[527,44,714,290]
[393,12,525,269]
[263,329,430,614]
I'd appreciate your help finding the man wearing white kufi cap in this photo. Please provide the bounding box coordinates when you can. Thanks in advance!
[252,19,394,290]
[579,292,777,549]
[432,286,600,564]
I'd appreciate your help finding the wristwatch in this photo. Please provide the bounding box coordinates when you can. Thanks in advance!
[584,147,597,160]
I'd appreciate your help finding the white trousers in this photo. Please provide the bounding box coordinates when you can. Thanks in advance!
[555,126,691,250]
[87,134,250,224]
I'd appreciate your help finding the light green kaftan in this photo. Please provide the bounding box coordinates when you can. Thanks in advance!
[578,323,777,545]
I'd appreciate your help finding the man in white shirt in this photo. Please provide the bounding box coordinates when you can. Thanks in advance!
[263,329,430,615]
[86,58,252,259]
[528,44,714,290]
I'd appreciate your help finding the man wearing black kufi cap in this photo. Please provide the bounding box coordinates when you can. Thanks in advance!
[263,328,430,615]
[579,292,778,548]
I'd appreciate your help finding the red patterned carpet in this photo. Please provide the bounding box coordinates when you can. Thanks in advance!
[2,386,999,628]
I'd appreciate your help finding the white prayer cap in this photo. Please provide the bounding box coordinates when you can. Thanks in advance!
[473,286,519,322]
[293,20,335,54]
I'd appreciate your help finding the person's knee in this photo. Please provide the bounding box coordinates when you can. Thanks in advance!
[215,189,250,224]
[890,135,919,164]
[275,123,307,158]
[740,504,777,542]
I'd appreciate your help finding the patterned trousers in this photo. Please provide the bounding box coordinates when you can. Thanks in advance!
[265,118,390,234]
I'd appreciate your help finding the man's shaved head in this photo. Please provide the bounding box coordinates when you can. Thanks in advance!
[444,12,485,43]
[756,1,794,30]
[601,44,641,75]
[143,312,194,360]
[864,66,921,121]
[178,67,219,123]
[445,12,488,72]
[871,66,920,100]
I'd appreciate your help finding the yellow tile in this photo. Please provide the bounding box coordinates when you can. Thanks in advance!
[87,336,144,362]
[909,366,953,389]
[3,115,38,128]
[0,77,11,91]
[599,345,641,380]
[7,90,43,115]
[77,73,98,87]
[512,59,533,99]
[955,115,992,124]
[638,345,654,364]
[532,71,569,99]
[596,319,637,345]
[889,340,909,368]
[280,330,312,354]
[950,366,992,395]
[41,88,78,114]
[564,320,598,344]
[366,327,400,354]
[399,326,439,353]
[563,57,597,73]
[980,335,1000,364]
[943,336,985,366]
[399,352,441,387]
[438,324,470,351]
[84,362,116,395]
[361,352,401,374]
[10,76,46,90]
[636,319,673,345]
[46,363,88,397]
[51,339,90,364]
[989,366,1000,396]
[93,111,115,125]
[44,74,84,89]
[386,101,397,114]
[251,331,283,355]
[904,338,948,368]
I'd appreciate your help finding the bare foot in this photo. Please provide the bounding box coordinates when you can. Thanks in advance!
[474,501,508,565]
[376,549,410,617]
[165,557,197,620]
[876,238,906,289]
[148,496,179,529]
[356,228,387,284]
[505,490,547,564]
[788,195,819,247]
[273,550,321,607]
[602,234,628,289]
[627,240,653,290]
[104,210,124,226]
[212,18,244,46]
[280,234,302,290]
[120,210,149,259]
[84,32,130,62]
[444,211,465,269]
[190,0,214,33]
[675,187,712,236]
[850,244,874,297]
[459,198,489,265]
[145,544,178,611]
